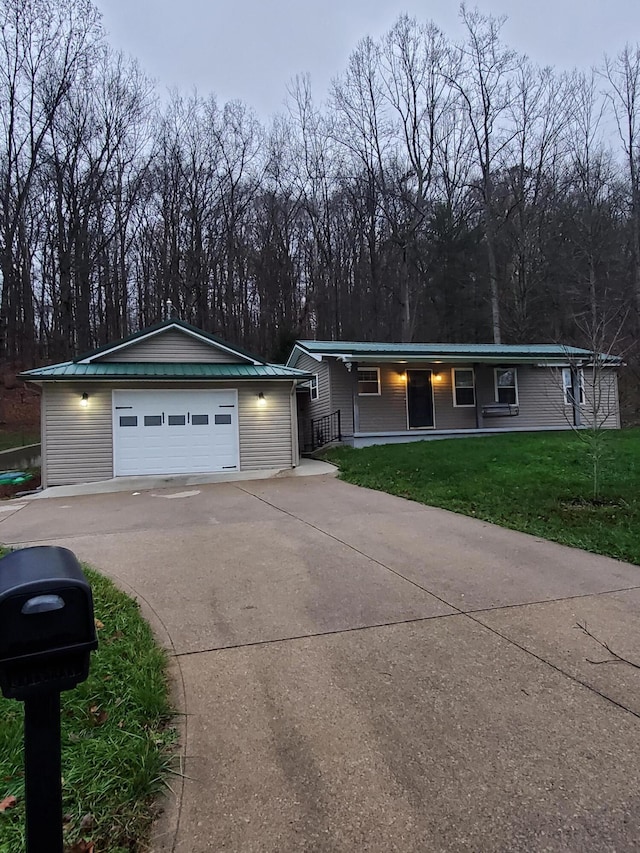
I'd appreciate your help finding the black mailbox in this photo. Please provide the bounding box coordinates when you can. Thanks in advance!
[0,546,98,700]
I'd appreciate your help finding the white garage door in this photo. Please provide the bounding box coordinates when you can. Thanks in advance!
[113,389,239,476]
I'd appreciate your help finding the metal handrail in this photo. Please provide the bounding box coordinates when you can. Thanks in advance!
[305,410,342,451]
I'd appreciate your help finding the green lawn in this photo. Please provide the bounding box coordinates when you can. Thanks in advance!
[0,561,175,853]
[326,429,640,566]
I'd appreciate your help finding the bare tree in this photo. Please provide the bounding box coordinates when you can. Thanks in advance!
[559,308,627,500]
[448,3,522,343]
[603,45,640,330]
[500,63,568,339]
[376,16,453,340]
[290,74,345,337]
[564,71,619,326]
[0,0,102,360]
[43,49,154,356]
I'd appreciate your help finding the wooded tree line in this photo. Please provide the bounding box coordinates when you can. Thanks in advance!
[1,0,639,398]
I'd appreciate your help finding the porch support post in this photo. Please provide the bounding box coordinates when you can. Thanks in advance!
[351,361,360,434]
[474,363,483,428]
[571,365,582,428]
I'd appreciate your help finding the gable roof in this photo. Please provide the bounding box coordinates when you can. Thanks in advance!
[20,320,313,382]
[287,340,622,366]
[75,319,265,365]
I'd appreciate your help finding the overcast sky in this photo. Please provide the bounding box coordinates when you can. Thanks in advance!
[95,0,640,117]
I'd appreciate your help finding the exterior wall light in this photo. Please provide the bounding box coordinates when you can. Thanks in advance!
[434,373,442,382]
[257,392,266,407]
[80,393,89,408]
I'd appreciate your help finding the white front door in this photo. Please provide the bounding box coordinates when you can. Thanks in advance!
[113,389,239,476]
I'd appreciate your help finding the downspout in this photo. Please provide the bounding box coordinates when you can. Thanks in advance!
[40,383,47,489]
[290,381,300,467]
[351,361,360,436]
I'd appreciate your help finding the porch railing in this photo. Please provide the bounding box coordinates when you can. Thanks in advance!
[304,410,342,452]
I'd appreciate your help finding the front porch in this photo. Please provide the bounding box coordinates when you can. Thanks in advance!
[298,360,597,452]
[289,341,621,454]
[350,424,575,449]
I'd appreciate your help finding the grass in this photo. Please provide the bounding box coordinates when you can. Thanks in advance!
[0,430,40,452]
[0,558,175,853]
[325,429,640,566]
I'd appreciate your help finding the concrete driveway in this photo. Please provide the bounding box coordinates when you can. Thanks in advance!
[2,475,640,852]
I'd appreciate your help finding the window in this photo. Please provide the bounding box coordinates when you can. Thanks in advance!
[144,415,162,426]
[452,368,475,407]
[562,367,584,405]
[214,414,232,425]
[495,368,518,405]
[192,414,209,425]
[168,415,186,426]
[310,374,319,401]
[358,367,381,395]
[119,416,137,427]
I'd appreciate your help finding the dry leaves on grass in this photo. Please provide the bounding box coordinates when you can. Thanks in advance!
[89,704,108,726]
[66,841,94,852]
[0,794,17,812]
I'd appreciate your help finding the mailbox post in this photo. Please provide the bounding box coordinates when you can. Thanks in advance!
[0,546,98,853]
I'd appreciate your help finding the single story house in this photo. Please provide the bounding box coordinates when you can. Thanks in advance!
[286,341,622,450]
[20,319,311,487]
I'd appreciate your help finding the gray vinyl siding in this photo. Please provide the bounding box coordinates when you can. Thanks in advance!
[474,365,620,430]
[44,383,113,486]
[289,352,355,436]
[98,330,246,363]
[475,365,566,429]
[290,353,620,444]
[581,368,620,429]
[436,369,477,429]
[355,364,476,432]
[293,353,331,420]
[328,360,354,434]
[42,380,295,486]
[476,364,573,430]
[357,365,406,431]
[330,361,621,435]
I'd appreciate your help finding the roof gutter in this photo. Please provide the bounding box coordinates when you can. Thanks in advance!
[18,374,313,384]
[334,354,612,365]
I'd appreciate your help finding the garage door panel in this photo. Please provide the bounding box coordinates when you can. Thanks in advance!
[113,390,239,476]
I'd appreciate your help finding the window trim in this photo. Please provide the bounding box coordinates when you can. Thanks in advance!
[310,373,319,401]
[494,367,519,406]
[357,366,381,396]
[562,367,585,406]
[451,367,476,408]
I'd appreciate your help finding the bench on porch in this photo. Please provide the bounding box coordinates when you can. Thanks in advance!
[481,403,519,417]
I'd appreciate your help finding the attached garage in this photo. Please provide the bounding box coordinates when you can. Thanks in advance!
[20,320,311,487]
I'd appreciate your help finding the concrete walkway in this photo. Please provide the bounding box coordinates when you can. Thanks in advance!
[1,476,640,852]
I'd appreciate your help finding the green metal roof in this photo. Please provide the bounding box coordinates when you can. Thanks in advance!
[19,362,311,381]
[292,341,621,364]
